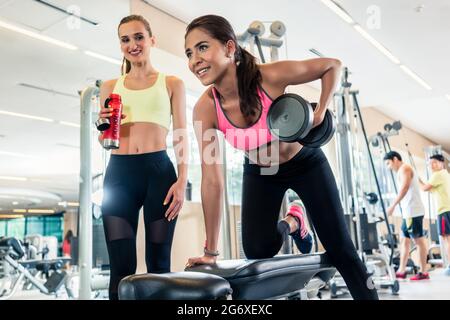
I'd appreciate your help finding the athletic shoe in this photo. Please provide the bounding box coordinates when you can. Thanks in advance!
[277,202,313,254]
[444,266,450,276]
[395,271,407,279]
[410,272,430,281]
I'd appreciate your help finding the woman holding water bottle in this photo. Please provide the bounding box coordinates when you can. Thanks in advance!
[96,14,188,300]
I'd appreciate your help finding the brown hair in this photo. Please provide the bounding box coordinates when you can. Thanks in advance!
[186,15,262,118]
[118,15,153,75]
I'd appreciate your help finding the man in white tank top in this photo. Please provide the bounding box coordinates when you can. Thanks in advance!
[384,151,429,280]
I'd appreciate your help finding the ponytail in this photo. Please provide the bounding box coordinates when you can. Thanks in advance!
[235,46,262,118]
[121,57,131,75]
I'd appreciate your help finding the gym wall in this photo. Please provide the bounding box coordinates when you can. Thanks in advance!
[360,107,448,158]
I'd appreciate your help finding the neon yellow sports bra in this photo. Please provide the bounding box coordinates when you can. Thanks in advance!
[112,73,171,130]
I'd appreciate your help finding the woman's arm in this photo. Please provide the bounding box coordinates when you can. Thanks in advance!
[261,58,342,124]
[169,76,189,182]
[187,94,224,266]
[164,76,189,220]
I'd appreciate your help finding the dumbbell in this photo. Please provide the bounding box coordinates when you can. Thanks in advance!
[364,192,379,205]
[267,93,336,148]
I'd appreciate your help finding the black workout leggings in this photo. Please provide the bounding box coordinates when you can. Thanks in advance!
[101,150,178,300]
[242,146,379,300]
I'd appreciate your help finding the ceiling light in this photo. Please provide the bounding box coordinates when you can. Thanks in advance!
[59,121,80,128]
[320,0,354,24]
[354,25,401,64]
[399,65,432,90]
[0,214,24,219]
[0,151,39,159]
[0,19,78,50]
[13,209,27,213]
[0,110,54,122]
[84,51,122,65]
[67,202,79,207]
[0,176,27,181]
[445,94,450,101]
[27,209,55,214]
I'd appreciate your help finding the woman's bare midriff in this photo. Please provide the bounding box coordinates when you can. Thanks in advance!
[111,122,168,155]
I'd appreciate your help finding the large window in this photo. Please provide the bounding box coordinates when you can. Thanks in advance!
[0,214,63,242]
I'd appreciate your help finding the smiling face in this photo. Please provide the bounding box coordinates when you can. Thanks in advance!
[185,28,236,86]
[430,158,444,172]
[118,20,154,64]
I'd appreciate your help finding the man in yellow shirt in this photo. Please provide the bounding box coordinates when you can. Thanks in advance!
[419,154,450,276]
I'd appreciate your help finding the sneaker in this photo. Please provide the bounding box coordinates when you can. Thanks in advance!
[444,266,450,276]
[277,202,313,254]
[395,271,407,279]
[410,272,430,281]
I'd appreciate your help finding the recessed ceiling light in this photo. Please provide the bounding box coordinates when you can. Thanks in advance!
[0,214,24,219]
[0,19,78,50]
[0,176,27,181]
[320,0,354,24]
[353,25,401,64]
[84,51,122,65]
[0,109,54,122]
[0,151,40,159]
[27,209,55,214]
[400,65,432,90]
[59,121,80,128]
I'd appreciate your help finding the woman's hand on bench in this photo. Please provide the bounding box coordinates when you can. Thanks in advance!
[185,254,217,268]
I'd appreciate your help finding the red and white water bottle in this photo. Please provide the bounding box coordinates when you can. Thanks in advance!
[96,93,123,150]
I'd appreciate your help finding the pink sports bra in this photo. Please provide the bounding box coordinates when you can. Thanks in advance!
[212,86,276,151]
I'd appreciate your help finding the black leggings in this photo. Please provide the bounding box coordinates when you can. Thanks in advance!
[241,147,379,300]
[101,150,178,300]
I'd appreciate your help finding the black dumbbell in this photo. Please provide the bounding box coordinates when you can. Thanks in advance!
[364,192,379,205]
[267,93,336,148]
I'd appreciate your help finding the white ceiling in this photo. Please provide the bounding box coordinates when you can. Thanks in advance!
[0,0,449,213]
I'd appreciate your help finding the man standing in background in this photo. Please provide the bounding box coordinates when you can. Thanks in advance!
[384,151,429,280]
[419,154,450,276]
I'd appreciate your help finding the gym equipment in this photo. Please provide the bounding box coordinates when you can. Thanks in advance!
[95,93,123,150]
[267,93,336,147]
[329,67,399,298]
[237,21,285,62]
[365,192,379,205]
[0,237,70,299]
[119,253,335,300]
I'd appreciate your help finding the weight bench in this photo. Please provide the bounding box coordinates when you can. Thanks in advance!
[119,253,335,300]
[0,237,68,299]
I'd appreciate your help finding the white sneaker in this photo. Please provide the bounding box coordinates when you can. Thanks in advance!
[444,266,450,276]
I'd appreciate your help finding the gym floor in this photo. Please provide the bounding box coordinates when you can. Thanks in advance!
[11,268,450,300]
[323,268,450,300]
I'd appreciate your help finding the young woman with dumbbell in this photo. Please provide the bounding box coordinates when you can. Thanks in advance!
[184,14,378,300]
